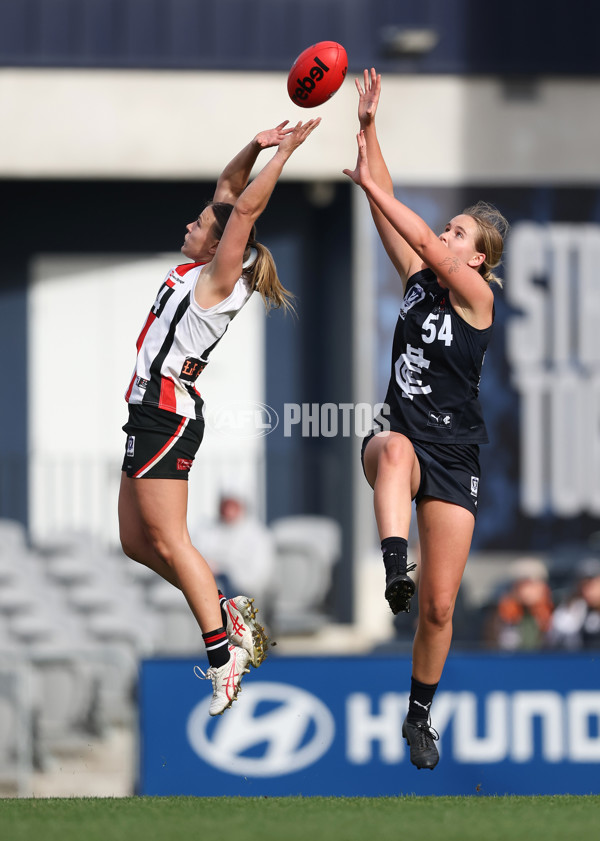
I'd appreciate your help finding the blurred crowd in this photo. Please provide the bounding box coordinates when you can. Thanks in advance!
[3,494,600,654]
[483,554,600,651]
[191,491,278,627]
[196,498,600,652]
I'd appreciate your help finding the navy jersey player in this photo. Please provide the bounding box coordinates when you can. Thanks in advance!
[345,69,508,770]
[118,118,320,716]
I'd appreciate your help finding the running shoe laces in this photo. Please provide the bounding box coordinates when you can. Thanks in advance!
[402,717,440,770]
[194,644,251,716]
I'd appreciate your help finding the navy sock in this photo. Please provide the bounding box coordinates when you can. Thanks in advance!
[381,536,409,583]
[202,626,229,668]
[407,676,439,722]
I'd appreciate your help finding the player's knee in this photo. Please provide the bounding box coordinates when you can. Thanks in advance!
[380,435,413,470]
[422,596,454,629]
[146,534,175,566]
[145,530,191,569]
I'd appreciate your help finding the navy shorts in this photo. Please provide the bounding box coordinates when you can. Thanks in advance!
[361,430,481,518]
[122,404,205,480]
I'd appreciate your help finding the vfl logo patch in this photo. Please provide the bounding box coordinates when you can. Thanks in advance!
[400,283,426,320]
[427,411,453,429]
[177,458,193,471]
[126,435,135,456]
[136,376,148,390]
[471,476,479,496]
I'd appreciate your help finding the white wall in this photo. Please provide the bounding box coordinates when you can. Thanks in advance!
[1,69,599,183]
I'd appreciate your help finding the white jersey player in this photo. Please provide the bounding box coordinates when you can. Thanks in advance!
[118,118,320,716]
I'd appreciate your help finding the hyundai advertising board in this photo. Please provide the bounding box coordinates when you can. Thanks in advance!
[139,654,600,796]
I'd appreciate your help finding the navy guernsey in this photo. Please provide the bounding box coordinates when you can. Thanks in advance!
[377,268,493,444]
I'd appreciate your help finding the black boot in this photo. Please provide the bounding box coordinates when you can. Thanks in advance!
[381,537,416,615]
[384,567,416,614]
[402,717,440,770]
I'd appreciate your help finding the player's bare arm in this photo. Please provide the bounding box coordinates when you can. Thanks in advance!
[213,121,294,204]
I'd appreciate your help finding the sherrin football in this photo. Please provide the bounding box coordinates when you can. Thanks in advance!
[287,41,347,108]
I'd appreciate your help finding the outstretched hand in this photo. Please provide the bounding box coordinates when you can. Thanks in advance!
[343,130,371,188]
[277,118,321,156]
[254,120,294,149]
[356,67,381,128]
[254,121,294,150]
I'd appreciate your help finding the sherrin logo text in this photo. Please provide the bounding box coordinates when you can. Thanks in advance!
[289,56,330,105]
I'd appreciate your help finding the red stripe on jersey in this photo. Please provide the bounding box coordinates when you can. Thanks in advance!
[125,311,158,402]
[175,261,205,277]
[166,279,176,288]
[136,312,157,352]
[159,377,177,412]
[133,415,188,478]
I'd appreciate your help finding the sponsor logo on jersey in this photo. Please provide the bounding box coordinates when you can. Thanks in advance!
[180,356,206,383]
[427,410,453,429]
[399,284,426,320]
[136,376,149,390]
[170,265,192,282]
[177,458,193,471]
[126,435,135,456]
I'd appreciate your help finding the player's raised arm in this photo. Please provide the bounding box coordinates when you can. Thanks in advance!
[345,130,493,327]
[199,119,321,307]
[213,121,294,205]
[357,68,421,287]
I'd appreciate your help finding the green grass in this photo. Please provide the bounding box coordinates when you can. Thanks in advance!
[0,796,599,841]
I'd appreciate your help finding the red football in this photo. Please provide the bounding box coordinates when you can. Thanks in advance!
[287,41,348,108]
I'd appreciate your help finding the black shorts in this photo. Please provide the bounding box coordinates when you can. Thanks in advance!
[121,404,205,480]
[361,430,481,518]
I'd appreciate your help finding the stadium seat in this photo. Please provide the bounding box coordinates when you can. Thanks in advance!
[147,580,203,654]
[269,515,342,634]
[0,662,34,795]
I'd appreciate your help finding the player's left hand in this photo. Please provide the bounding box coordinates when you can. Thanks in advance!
[254,121,294,149]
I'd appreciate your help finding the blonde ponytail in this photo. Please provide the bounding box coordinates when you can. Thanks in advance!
[244,242,296,314]
[208,201,295,314]
[463,201,510,288]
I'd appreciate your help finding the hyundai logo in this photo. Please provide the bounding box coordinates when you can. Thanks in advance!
[186,682,335,776]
